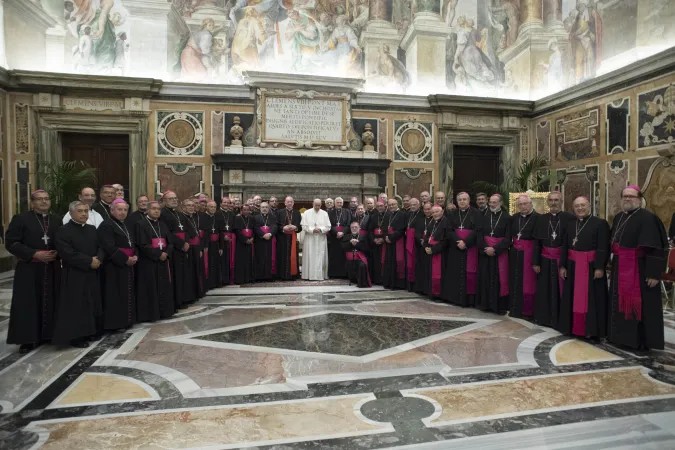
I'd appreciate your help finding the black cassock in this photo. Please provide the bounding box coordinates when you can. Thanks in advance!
[368,211,388,285]
[127,210,146,241]
[608,208,667,350]
[136,217,175,321]
[98,218,136,330]
[161,207,195,308]
[382,209,407,289]
[532,212,574,328]
[327,208,352,278]
[52,221,104,344]
[476,210,511,314]
[404,210,424,293]
[559,215,609,338]
[418,217,448,298]
[218,209,236,286]
[444,208,481,307]
[414,216,434,295]
[203,213,223,290]
[5,211,61,345]
[189,212,206,298]
[253,213,278,281]
[341,233,371,287]
[234,215,255,284]
[276,208,302,280]
[509,211,539,318]
[92,200,112,221]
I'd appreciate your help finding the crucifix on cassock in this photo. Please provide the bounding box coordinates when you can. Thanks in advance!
[158,240,164,250]
[42,234,50,246]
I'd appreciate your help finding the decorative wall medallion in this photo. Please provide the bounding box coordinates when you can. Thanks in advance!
[156,111,204,156]
[364,173,377,186]
[14,103,29,154]
[394,121,433,162]
[229,170,243,184]
[637,83,675,149]
[536,121,551,161]
[555,108,600,161]
[606,98,629,154]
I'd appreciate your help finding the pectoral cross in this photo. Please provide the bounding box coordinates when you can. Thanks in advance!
[128,238,133,247]
[517,232,522,240]
[551,232,557,240]
[459,225,464,229]
[490,231,495,236]
[225,224,229,231]
[42,234,50,246]
[572,237,578,247]
[158,240,164,250]
[212,227,215,233]
[178,222,184,231]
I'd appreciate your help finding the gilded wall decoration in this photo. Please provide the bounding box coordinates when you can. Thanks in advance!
[561,165,598,216]
[352,118,379,152]
[155,163,204,201]
[15,161,30,214]
[555,108,600,161]
[394,121,433,162]
[156,111,204,156]
[14,103,29,155]
[393,168,433,199]
[606,98,629,154]
[211,111,224,154]
[642,156,675,233]
[605,160,629,224]
[535,121,551,161]
[637,83,675,149]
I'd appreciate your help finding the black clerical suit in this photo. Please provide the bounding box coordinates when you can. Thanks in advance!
[136,216,175,321]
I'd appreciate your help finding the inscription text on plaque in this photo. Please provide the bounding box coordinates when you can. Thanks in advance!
[263,95,345,145]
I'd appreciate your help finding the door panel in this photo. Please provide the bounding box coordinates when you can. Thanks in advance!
[453,145,500,205]
[62,133,129,195]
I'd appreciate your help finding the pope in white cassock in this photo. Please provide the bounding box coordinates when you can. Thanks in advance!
[301,198,332,280]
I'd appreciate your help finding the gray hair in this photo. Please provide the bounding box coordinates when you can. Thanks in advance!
[335,197,344,202]
[69,200,86,213]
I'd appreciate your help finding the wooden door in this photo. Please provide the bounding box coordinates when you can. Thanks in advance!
[62,133,130,197]
[453,145,500,205]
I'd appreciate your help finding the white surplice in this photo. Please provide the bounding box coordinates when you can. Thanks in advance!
[301,208,331,280]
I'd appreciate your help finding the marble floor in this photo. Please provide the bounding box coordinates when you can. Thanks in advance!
[2,278,675,449]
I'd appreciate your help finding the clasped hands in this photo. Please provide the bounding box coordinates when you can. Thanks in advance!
[456,240,466,250]
[263,233,272,240]
[484,247,495,256]
[126,256,138,266]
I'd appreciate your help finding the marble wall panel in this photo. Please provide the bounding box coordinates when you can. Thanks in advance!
[155,164,204,201]
[638,156,660,187]
[555,108,600,162]
[605,160,629,225]
[13,103,29,155]
[536,121,551,161]
[606,98,630,155]
[642,156,675,233]
[378,118,388,156]
[393,168,433,199]
[15,160,30,214]
[211,111,224,154]
[637,83,675,149]
[562,169,594,215]
[155,111,204,157]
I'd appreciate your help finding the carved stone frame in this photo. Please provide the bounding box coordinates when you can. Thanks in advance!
[31,108,150,205]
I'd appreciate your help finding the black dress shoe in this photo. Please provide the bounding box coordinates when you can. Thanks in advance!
[19,344,36,354]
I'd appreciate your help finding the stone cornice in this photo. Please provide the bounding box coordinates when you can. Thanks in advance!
[124,0,173,16]
[159,82,253,100]
[428,95,534,115]
[532,46,675,117]
[5,0,57,30]
[2,70,163,97]
[212,154,391,173]
[242,71,364,94]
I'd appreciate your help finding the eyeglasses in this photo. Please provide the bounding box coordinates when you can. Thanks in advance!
[622,195,639,199]
[33,198,50,202]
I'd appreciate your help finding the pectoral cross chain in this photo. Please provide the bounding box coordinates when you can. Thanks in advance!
[459,225,464,229]
[178,222,184,231]
[158,240,164,250]
[572,237,578,247]
[42,234,50,246]
[517,232,522,240]
[490,231,495,236]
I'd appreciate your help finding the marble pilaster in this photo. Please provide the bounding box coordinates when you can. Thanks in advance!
[518,0,544,38]
[124,0,172,78]
[399,12,449,93]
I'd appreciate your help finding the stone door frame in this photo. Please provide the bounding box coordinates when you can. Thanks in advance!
[32,108,150,205]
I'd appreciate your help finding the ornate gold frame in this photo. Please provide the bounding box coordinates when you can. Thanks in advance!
[509,192,551,215]
[259,90,349,147]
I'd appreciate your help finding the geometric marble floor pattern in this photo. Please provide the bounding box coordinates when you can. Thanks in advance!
[2,282,675,449]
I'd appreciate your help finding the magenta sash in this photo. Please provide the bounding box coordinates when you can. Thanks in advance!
[261,226,277,275]
[346,250,372,287]
[429,237,442,295]
[569,250,596,337]
[210,233,219,242]
[223,231,236,285]
[612,243,645,321]
[484,236,509,297]
[359,229,368,237]
[542,246,564,297]
[199,230,205,239]
[336,225,344,233]
[175,231,186,242]
[241,228,254,258]
[188,235,200,246]
[373,228,383,236]
[119,248,135,257]
[455,228,478,294]
[513,238,536,315]
[388,226,405,280]
[151,238,170,281]
[405,228,416,282]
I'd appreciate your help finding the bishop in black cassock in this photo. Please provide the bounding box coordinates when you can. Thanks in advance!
[127,195,149,236]
[161,192,195,309]
[404,200,424,293]
[420,206,448,299]
[509,196,538,319]
[382,200,407,290]
[204,201,223,290]
[559,196,609,338]
[414,204,434,295]
[342,222,371,287]
[254,203,278,281]
[276,197,302,281]
[98,199,137,331]
[607,186,668,350]
[218,199,236,286]
[234,206,255,284]
[53,202,105,347]
[444,194,481,307]
[92,185,115,221]
[476,196,511,314]
[5,190,61,353]
[327,199,352,278]
[368,202,388,285]
[136,202,174,321]
[531,192,574,328]
[185,204,204,299]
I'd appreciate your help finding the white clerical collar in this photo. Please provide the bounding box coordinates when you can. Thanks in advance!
[71,219,86,227]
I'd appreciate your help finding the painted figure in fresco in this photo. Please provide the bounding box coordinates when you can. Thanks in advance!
[317,12,335,51]
[113,32,128,75]
[443,0,458,26]
[452,16,497,92]
[285,9,321,71]
[326,15,361,76]
[231,8,265,70]
[500,0,519,48]
[566,0,603,83]
[373,44,411,91]
[66,0,119,74]
[349,0,369,36]
[539,39,564,94]
[179,18,220,82]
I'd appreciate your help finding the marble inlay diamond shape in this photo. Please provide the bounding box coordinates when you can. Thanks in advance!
[162,312,490,363]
